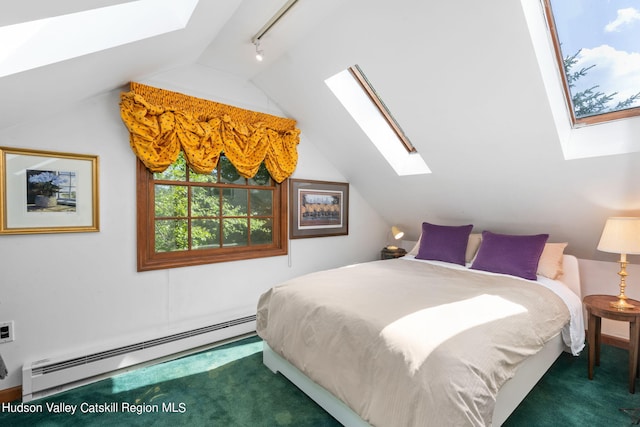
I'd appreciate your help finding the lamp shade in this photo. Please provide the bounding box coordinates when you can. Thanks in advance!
[391,226,404,240]
[597,217,640,255]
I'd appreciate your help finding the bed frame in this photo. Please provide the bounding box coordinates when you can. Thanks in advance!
[263,255,582,426]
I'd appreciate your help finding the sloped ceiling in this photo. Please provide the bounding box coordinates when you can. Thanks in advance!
[1,0,639,260]
[0,0,242,130]
[198,0,640,260]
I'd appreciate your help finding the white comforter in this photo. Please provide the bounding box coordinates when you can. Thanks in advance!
[257,258,574,426]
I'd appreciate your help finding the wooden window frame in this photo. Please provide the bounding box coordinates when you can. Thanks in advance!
[136,160,288,272]
[542,0,640,127]
[348,65,417,153]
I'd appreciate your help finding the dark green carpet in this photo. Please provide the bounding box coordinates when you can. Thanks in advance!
[2,336,640,426]
[1,335,340,427]
[505,344,640,426]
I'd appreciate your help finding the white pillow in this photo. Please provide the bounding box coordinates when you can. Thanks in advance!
[537,242,568,280]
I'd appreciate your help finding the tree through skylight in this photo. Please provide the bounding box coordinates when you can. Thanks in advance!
[545,0,640,125]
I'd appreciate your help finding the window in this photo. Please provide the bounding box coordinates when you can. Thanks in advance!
[0,0,198,78]
[137,152,287,271]
[325,65,430,176]
[56,171,77,207]
[543,0,640,126]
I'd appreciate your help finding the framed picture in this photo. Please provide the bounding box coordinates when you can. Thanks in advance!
[0,147,99,234]
[289,179,349,239]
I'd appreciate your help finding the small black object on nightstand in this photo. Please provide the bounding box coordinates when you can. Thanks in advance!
[381,247,407,260]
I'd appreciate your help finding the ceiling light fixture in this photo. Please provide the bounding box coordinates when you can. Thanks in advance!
[250,0,299,62]
[254,39,263,62]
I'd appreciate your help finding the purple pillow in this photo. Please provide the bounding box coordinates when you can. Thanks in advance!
[415,222,473,265]
[470,231,549,280]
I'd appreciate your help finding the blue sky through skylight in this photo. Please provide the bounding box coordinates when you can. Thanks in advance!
[549,0,640,108]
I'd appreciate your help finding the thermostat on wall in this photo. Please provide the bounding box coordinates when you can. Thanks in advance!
[0,321,14,343]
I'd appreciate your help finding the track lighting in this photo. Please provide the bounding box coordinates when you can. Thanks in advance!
[254,40,263,62]
[251,0,300,63]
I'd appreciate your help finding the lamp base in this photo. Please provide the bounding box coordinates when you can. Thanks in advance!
[610,297,635,310]
[610,258,634,310]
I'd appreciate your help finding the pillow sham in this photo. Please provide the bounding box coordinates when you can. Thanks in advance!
[409,232,481,263]
[415,222,473,265]
[466,233,482,263]
[537,242,568,280]
[470,231,549,280]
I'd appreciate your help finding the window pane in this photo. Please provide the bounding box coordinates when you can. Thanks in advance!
[219,156,246,184]
[222,188,248,216]
[223,218,248,247]
[546,0,640,120]
[155,219,188,252]
[192,219,220,250]
[250,189,272,216]
[248,163,271,186]
[154,153,186,181]
[189,168,217,183]
[191,187,220,217]
[155,185,188,217]
[325,66,430,175]
[251,218,273,245]
[57,171,77,202]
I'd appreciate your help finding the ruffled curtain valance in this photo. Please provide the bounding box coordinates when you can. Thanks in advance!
[119,82,300,183]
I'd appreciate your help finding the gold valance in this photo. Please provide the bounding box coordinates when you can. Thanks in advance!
[119,82,300,183]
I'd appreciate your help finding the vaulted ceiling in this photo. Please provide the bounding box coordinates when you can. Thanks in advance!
[2,0,640,260]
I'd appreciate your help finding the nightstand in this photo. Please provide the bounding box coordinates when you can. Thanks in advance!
[380,247,407,260]
[584,294,640,393]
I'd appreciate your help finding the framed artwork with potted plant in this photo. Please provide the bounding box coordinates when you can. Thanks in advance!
[0,147,99,234]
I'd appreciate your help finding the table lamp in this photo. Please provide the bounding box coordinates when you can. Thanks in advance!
[597,217,640,310]
[386,226,404,250]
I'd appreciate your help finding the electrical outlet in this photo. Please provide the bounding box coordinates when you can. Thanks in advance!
[0,321,14,343]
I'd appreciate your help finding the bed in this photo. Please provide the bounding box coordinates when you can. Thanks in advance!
[257,228,585,426]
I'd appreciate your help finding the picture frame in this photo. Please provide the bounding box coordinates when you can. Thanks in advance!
[289,179,349,239]
[0,147,99,234]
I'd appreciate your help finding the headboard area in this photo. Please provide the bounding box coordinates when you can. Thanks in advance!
[559,254,581,299]
[400,239,582,299]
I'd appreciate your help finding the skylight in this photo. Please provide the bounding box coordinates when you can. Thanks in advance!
[0,0,198,78]
[325,65,431,176]
[521,0,640,159]
[543,0,640,126]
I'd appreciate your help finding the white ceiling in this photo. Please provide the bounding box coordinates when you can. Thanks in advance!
[0,0,137,26]
[2,0,640,260]
[0,0,241,129]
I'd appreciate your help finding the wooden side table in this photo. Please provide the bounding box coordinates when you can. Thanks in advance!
[584,294,640,393]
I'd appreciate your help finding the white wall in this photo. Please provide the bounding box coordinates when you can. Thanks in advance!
[0,65,388,389]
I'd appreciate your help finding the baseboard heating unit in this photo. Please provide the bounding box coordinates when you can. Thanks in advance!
[22,315,256,402]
